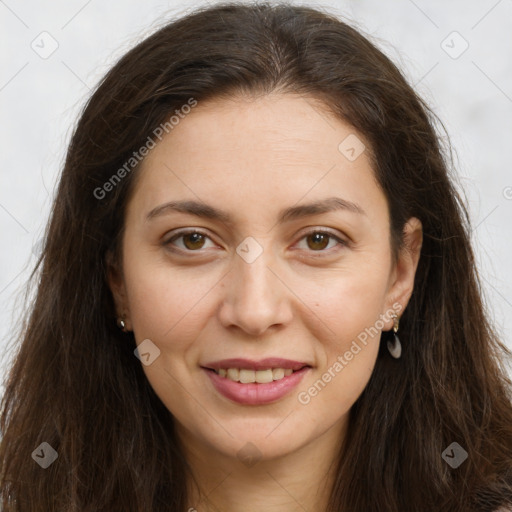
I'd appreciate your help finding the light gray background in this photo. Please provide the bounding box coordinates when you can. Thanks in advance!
[1,0,511,386]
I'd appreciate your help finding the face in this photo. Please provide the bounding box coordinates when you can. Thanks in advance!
[108,93,422,463]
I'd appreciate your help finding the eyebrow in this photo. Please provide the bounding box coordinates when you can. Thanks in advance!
[145,196,366,225]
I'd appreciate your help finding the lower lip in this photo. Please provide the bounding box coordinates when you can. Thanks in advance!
[202,367,310,405]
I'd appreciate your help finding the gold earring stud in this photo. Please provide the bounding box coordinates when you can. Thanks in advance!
[117,317,127,332]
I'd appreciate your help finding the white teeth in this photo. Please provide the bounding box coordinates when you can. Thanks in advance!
[239,369,255,383]
[214,367,301,383]
[227,368,239,381]
[272,368,284,380]
[255,369,273,383]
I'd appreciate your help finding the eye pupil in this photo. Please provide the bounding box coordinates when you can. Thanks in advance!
[307,233,329,250]
[184,232,205,250]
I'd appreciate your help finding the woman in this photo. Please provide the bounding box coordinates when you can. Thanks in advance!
[1,2,511,511]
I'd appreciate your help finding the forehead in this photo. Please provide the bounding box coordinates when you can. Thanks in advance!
[126,93,387,227]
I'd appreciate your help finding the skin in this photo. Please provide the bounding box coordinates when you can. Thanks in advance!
[108,92,422,512]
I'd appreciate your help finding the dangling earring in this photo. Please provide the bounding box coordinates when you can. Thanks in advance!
[117,316,127,332]
[387,314,402,359]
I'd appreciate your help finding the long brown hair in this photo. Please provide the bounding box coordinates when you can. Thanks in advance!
[1,2,511,510]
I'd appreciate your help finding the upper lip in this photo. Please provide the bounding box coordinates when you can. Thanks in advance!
[201,358,311,371]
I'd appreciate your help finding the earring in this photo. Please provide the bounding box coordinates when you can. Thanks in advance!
[116,316,127,332]
[387,314,402,359]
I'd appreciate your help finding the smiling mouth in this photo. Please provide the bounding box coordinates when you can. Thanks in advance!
[203,366,310,384]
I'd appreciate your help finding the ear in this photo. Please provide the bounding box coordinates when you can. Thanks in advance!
[106,249,132,331]
[383,217,423,328]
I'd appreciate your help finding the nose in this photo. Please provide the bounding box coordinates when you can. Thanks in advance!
[217,243,293,337]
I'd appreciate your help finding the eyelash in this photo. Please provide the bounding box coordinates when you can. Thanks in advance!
[163,228,348,256]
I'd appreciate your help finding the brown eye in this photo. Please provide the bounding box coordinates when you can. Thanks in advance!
[296,230,347,254]
[306,232,330,251]
[182,232,206,250]
[164,230,215,252]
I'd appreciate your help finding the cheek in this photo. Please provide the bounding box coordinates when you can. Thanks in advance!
[296,312,382,423]
[299,261,391,343]
[123,253,222,347]
[293,265,389,405]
